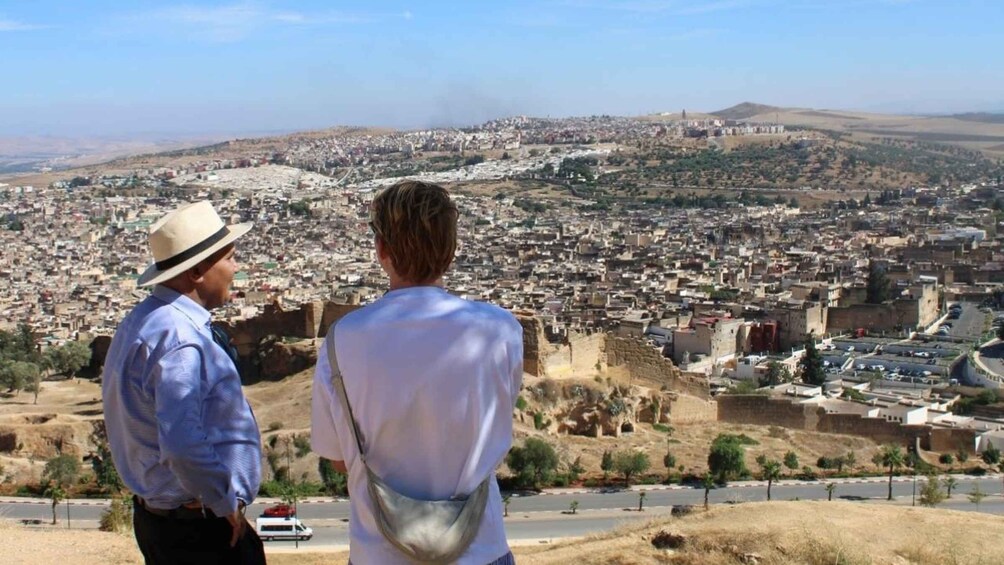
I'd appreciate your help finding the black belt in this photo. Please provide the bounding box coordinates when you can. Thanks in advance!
[135,495,218,520]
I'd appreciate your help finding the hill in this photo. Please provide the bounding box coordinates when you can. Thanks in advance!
[711,102,783,121]
[7,501,1004,564]
[952,112,1004,124]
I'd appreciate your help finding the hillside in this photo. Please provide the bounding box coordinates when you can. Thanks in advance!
[7,501,1004,564]
[711,102,783,121]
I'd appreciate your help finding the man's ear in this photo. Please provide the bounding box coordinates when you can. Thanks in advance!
[187,265,206,283]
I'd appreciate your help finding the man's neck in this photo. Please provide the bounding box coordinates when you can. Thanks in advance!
[388,276,444,292]
[162,281,209,309]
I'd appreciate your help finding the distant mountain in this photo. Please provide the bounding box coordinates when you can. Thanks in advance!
[710,102,782,120]
[951,112,1004,124]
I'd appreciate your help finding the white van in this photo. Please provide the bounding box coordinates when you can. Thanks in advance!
[255,516,313,541]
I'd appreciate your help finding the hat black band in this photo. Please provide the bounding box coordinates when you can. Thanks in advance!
[155,226,231,271]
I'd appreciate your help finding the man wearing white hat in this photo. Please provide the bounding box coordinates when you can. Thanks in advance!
[103,201,265,564]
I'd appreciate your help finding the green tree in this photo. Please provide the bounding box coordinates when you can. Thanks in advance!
[825,482,836,501]
[968,483,986,509]
[637,491,647,512]
[613,450,651,486]
[799,335,826,386]
[569,500,578,514]
[91,441,122,492]
[506,438,559,490]
[43,482,66,525]
[943,476,958,498]
[43,454,81,488]
[702,473,715,510]
[783,451,799,476]
[502,494,511,517]
[708,434,747,484]
[663,451,677,480]
[872,445,905,501]
[760,459,782,501]
[0,360,39,395]
[919,474,946,507]
[45,341,91,378]
[866,261,891,304]
[981,443,1001,465]
[762,361,792,387]
[318,458,347,496]
[956,448,970,464]
[600,450,613,481]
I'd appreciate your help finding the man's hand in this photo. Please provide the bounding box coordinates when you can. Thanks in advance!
[226,510,246,547]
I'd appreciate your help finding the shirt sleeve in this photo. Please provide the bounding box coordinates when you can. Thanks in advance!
[152,343,237,517]
[311,340,344,462]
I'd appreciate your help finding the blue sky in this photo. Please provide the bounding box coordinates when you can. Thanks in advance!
[1,0,1001,137]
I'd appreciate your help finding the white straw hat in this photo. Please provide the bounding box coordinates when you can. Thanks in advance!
[138,201,252,287]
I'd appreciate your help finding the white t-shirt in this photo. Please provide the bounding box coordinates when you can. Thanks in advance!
[311,286,524,565]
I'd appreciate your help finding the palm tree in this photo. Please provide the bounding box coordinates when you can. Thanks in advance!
[702,473,715,510]
[43,482,66,525]
[762,460,782,501]
[872,445,905,501]
[825,482,836,501]
[944,476,958,498]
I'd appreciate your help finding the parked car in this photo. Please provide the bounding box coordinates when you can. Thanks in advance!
[261,504,295,518]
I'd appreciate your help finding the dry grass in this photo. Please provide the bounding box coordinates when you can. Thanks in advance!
[5,501,1004,564]
[509,501,1004,565]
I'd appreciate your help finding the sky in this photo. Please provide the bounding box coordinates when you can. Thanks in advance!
[1,0,1002,137]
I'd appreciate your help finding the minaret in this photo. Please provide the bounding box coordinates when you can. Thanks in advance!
[682,109,687,121]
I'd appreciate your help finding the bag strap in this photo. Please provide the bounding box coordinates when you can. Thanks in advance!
[325,330,367,464]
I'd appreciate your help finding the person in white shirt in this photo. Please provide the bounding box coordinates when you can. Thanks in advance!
[311,180,523,565]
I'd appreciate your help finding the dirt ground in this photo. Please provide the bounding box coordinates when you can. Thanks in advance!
[1,368,897,487]
[5,501,1004,565]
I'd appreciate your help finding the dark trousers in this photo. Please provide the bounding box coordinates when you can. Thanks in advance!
[133,497,266,565]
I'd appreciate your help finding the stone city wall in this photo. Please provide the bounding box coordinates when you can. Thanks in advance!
[540,332,605,377]
[717,395,976,451]
[605,335,710,399]
[666,392,718,423]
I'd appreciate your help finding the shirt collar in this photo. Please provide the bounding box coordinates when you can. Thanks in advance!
[152,285,212,328]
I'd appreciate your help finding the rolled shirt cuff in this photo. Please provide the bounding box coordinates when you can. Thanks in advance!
[204,486,238,518]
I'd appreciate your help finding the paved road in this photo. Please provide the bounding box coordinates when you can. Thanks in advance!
[5,475,1004,545]
[979,340,1004,378]
[946,304,988,342]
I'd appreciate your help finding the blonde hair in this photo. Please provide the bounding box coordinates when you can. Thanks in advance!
[370,180,458,283]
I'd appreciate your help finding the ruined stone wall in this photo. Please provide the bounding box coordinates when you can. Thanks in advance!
[605,335,709,399]
[571,333,605,375]
[718,395,971,451]
[929,427,978,453]
[816,412,929,446]
[827,304,904,333]
[666,392,718,423]
[517,314,547,377]
[319,302,362,336]
[717,395,813,429]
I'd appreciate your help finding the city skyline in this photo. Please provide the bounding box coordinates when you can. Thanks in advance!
[1,0,1002,137]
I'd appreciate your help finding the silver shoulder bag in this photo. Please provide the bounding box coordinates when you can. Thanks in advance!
[325,332,490,564]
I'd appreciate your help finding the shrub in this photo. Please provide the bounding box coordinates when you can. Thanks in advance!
[653,423,674,434]
[267,422,283,432]
[99,494,133,533]
[514,396,528,411]
[938,453,954,465]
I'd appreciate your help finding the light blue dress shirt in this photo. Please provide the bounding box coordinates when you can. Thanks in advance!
[102,285,261,517]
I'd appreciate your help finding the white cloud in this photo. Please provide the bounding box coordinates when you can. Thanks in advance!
[0,18,47,32]
[119,2,401,43]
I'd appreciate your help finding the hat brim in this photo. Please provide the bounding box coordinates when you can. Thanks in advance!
[137,222,253,287]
